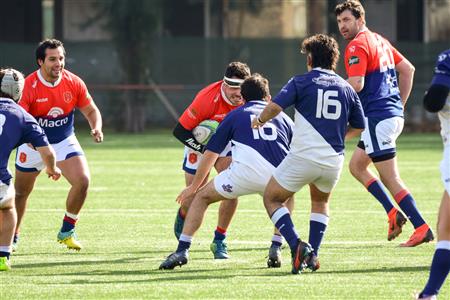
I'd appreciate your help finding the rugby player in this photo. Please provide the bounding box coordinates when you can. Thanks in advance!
[254,34,365,274]
[0,68,60,271]
[417,48,450,299]
[13,39,103,251]
[335,0,433,246]
[160,73,295,269]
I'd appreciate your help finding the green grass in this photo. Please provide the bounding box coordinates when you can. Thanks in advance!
[2,131,449,299]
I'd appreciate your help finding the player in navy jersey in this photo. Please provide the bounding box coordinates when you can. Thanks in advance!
[159,74,295,270]
[416,49,450,300]
[0,68,61,271]
[335,1,433,247]
[252,34,365,274]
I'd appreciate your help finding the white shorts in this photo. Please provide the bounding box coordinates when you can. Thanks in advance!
[0,182,14,208]
[213,161,273,199]
[15,135,84,172]
[183,142,232,175]
[360,116,404,158]
[273,154,342,193]
[441,145,450,194]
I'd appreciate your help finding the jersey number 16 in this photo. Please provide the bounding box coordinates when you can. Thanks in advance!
[316,89,341,120]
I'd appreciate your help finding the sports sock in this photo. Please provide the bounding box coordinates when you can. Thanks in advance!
[214,226,227,241]
[309,213,329,256]
[394,190,426,229]
[0,246,11,259]
[61,212,78,232]
[420,241,450,298]
[271,234,283,248]
[270,207,299,251]
[366,179,395,214]
[13,233,19,244]
[176,234,193,252]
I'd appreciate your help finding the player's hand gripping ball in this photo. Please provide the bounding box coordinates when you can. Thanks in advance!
[192,120,219,145]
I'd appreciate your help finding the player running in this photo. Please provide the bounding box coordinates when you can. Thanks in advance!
[416,49,450,299]
[0,68,61,271]
[254,34,365,274]
[159,73,295,270]
[172,62,252,259]
[335,0,433,246]
[13,39,103,251]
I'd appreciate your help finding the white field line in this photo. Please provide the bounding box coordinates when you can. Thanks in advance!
[26,208,436,214]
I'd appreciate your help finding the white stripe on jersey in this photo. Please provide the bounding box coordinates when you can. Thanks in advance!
[290,110,344,169]
[438,96,450,145]
[230,140,277,180]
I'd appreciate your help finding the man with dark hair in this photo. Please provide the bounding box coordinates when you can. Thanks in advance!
[252,34,365,274]
[416,49,450,300]
[335,0,433,246]
[160,74,295,270]
[172,62,254,259]
[13,39,103,251]
[0,68,61,271]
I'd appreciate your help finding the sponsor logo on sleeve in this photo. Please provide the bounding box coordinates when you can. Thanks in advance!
[348,56,360,66]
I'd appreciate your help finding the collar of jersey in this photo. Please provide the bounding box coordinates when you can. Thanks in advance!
[313,67,335,74]
[0,97,14,103]
[355,27,368,39]
[37,69,62,88]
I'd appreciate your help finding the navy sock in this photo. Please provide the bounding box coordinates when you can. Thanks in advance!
[271,207,299,251]
[395,190,426,229]
[0,251,10,259]
[176,234,192,252]
[309,213,329,256]
[13,233,19,244]
[61,214,77,232]
[214,227,226,241]
[421,242,450,297]
[366,179,394,214]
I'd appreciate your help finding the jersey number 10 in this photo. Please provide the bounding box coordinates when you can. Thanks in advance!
[316,89,341,120]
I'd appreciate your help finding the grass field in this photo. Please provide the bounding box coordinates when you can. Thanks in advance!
[2,131,449,299]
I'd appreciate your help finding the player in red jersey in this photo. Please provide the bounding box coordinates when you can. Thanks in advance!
[336,1,433,247]
[13,39,103,251]
[172,62,252,259]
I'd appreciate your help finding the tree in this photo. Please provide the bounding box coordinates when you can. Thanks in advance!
[86,0,163,132]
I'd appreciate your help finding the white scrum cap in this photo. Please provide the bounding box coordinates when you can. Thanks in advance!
[1,68,25,101]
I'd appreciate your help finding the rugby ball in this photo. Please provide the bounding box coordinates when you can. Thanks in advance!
[192,120,219,145]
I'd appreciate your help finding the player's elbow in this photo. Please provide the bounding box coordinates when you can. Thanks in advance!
[423,84,449,113]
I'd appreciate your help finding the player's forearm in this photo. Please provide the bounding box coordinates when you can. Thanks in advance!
[172,122,205,152]
[257,102,283,124]
[86,108,103,132]
[396,60,415,105]
[347,76,364,93]
[36,145,57,171]
[191,150,219,191]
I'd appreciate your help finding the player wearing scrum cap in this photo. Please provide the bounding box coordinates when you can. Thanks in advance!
[0,68,61,271]
[13,39,103,252]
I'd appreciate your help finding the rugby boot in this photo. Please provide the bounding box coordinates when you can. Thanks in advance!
[291,240,313,274]
[0,256,11,271]
[174,208,185,240]
[159,250,189,270]
[305,253,320,272]
[57,229,83,251]
[400,224,434,247]
[267,245,282,268]
[210,239,229,259]
[388,209,407,241]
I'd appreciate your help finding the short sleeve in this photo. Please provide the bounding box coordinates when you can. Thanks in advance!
[345,43,368,77]
[178,91,210,130]
[348,90,365,129]
[273,78,298,109]
[75,78,92,109]
[20,110,49,147]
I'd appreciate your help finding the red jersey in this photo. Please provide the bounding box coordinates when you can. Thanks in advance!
[19,69,92,143]
[178,81,241,130]
[344,29,404,118]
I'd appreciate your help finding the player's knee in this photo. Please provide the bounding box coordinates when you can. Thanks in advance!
[73,174,90,192]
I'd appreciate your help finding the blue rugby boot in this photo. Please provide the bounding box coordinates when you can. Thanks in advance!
[210,239,229,259]
[159,250,189,270]
[57,229,82,251]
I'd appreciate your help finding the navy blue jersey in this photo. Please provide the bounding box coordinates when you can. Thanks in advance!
[273,68,365,167]
[206,100,294,171]
[0,98,49,184]
[432,49,450,145]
